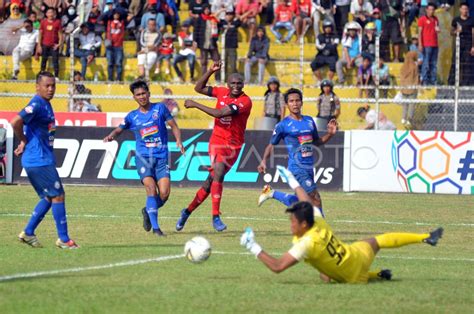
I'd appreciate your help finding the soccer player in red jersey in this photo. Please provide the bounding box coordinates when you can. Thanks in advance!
[176,61,252,232]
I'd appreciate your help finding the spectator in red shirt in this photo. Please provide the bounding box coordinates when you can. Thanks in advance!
[106,11,125,81]
[271,0,296,43]
[418,3,440,85]
[292,0,312,42]
[236,0,261,42]
[155,33,174,76]
[37,8,63,79]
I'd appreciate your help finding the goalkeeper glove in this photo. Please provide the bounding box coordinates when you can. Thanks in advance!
[240,227,262,257]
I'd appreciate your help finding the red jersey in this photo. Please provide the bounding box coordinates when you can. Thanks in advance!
[107,19,125,47]
[418,15,439,47]
[293,0,311,16]
[159,38,174,55]
[39,19,62,47]
[210,87,252,148]
[275,4,294,23]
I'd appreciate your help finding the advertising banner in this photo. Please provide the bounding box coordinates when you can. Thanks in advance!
[0,111,107,127]
[12,127,344,190]
[346,130,474,194]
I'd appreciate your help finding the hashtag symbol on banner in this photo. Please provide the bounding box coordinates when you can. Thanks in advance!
[457,151,474,181]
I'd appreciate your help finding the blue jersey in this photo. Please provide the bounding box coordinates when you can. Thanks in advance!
[120,103,173,158]
[270,115,320,169]
[18,95,56,168]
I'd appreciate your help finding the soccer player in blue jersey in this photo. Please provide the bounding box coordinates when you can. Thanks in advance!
[257,88,337,217]
[103,81,184,236]
[10,71,79,249]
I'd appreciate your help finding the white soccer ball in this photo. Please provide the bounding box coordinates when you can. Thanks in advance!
[184,236,211,263]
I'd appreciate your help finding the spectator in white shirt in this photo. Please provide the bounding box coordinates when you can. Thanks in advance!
[11,20,39,80]
[74,23,102,78]
[137,18,162,78]
[350,0,373,29]
[357,106,396,130]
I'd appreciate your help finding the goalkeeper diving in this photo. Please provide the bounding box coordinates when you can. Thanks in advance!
[240,166,444,283]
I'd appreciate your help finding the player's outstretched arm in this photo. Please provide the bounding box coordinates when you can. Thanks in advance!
[184,99,237,118]
[10,115,27,156]
[315,119,337,146]
[194,61,222,95]
[167,119,185,154]
[103,127,124,142]
[240,227,298,273]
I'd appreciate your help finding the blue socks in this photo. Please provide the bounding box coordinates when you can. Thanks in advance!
[273,191,299,207]
[146,195,166,230]
[24,198,51,236]
[52,202,70,243]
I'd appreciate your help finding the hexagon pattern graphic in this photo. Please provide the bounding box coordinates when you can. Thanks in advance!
[419,144,450,180]
[440,131,472,149]
[433,178,462,194]
[407,173,430,193]
[410,131,439,145]
[397,139,417,175]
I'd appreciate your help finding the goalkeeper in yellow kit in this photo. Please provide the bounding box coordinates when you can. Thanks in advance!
[240,166,443,283]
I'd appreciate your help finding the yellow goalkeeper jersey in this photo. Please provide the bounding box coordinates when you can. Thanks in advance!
[288,218,375,283]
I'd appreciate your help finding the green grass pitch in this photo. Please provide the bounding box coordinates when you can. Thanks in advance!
[0,185,473,313]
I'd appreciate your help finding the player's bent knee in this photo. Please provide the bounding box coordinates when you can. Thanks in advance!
[51,194,65,202]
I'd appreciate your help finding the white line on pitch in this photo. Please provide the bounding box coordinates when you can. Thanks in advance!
[0,254,184,283]
[1,213,472,227]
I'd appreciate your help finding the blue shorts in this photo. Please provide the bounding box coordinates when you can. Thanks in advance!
[25,165,64,198]
[289,166,317,194]
[135,156,170,183]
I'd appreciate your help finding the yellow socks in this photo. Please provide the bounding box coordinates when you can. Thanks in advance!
[375,233,429,248]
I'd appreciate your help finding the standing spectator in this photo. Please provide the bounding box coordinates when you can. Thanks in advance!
[61,3,79,56]
[418,3,440,85]
[316,79,341,126]
[357,106,396,130]
[372,7,382,34]
[379,0,403,62]
[448,3,474,86]
[162,88,180,117]
[156,0,179,33]
[350,0,373,29]
[155,33,174,75]
[173,20,196,82]
[399,51,419,126]
[236,0,261,42]
[357,56,373,98]
[334,0,351,38]
[372,57,390,97]
[11,20,39,80]
[263,76,285,122]
[313,0,336,39]
[74,23,102,78]
[106,10,125,81]
[292,0,312,41]
[259,0,274,25]
[42,0,65,16]
[194,4,221,81]
[29,12,40,29]
[403,0,419,28]
[311,19,339,82]
[37,8,63,79]
[245,26,270,84]
[219,10,241,78]
[211,0,234,20]
[361,21,376,60]
[336,21,362,83]
[137,18,161,78]
[188,0,208,25]
[271,0,296,44]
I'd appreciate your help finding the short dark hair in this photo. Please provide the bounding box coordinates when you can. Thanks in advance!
[284,88,303,103]
[460,2,469,8]
[36,71,55,83]
[129,80,149,94]
[24,19,33,26]
[285,202,315,228]
[357,106,369,115]
[427,2,437,9]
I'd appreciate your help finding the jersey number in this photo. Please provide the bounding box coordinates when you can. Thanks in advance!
[326,235,346,266]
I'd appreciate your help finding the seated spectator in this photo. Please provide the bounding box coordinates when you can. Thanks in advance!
[292,0,312,41]
[9,3,25,20]
[236,0,261,42]
[311,19,339,83]
[271,0,296,44]
[350,0,372,29]
[74,23,102,78]
[163,88,180,117]
[259,0,274,25]
[173,20,196,82]
[336,21,362,84]
[194,4,221,81]
[137,18,162,78]
[37,8,62,79]
[219,10,242,79]
[316,79,341,126]
[380,1,403,62]
[399,51,419,127]
[245,26,270,85]
[371,58,390,97]
[361,21,375,60]
[357,56,373,98]
[11,19,39,80]
[155,32,174,75]
[73,71,101,112]
[357,106,395,130]
[106,10,125,81]
[312,0,336,40]
[263,76,285,122]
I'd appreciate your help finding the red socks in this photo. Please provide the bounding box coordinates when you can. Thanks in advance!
[211,181,223,216]
[188,188,210,212]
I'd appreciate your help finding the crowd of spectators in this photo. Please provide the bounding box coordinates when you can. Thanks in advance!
[1,0,473,87]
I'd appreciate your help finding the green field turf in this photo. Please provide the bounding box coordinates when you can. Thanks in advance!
[0,185,473,313]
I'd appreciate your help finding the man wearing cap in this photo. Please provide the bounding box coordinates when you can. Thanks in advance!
[74,23,102,78]
[311,19,339,83]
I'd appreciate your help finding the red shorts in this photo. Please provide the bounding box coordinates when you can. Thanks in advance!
[208,143,242,176]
